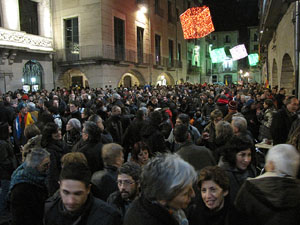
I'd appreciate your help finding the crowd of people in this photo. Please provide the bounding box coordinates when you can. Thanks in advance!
[0,82,300,225]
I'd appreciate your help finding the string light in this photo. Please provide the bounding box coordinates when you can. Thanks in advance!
[180,6,215,39]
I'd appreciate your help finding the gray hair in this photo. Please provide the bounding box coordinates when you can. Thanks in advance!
[266,144,300,177]
[102,143,123,166]
[25,148,50,168]
[231,116,247,132]
[141,153,197,201]
[216,121,233,138]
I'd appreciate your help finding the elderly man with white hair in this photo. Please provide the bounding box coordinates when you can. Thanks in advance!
[234,144,300,225]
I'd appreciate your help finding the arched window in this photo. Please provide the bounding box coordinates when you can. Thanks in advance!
[22,60,43,91]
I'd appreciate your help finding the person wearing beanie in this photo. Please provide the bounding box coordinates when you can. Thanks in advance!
[27,102,39,122]
[215,95,229,117]
[224,100,238,123]
[13,102,35,152]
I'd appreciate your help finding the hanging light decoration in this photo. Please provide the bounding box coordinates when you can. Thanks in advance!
[230,44,248,61]
[248,53,259,66]
[180,6,215,39]
[210,47,227,63]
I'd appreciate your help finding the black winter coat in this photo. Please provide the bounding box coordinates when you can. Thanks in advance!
[124,196,180,225]
[271,107,298,145]
[176,141,216,172]
[10,183,48,225]
[44,194,122,225]
[73,139,104,173]
[0,140,18,180]
[43,140,68,195]
[235,175,300,225]
[91,165,118,201]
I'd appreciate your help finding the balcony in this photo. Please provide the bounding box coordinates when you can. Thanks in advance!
[55,45,152,66]
[259,0,290,46]
[187,63,201,74]
[162,57,175,69]
[0,27,53,52]
[175,60,182,68]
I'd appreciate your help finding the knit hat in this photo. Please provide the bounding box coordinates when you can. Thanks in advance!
[27,102,36,112]
[18,102,27,111]
[217,95,229,105]
[68,118,81,132]
[228,100,237,110]
[22,95,29,100]
[245,99,255,107]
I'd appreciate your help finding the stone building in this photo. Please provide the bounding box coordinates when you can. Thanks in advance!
[207,30,239,84]
[259,0,296,94]
[0,0,54,93]
[52,0,205,89]
[248,26,261,83]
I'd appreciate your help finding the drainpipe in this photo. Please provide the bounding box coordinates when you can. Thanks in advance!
[295,1,300,98]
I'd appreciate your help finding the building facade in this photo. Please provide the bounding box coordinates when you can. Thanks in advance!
[259,0,296,94]
[248,26,261,83]
[52,0,206,89]
[207,30,239,84]
[0,0,54,93]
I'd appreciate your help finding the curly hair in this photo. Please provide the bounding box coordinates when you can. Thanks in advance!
[198,166,229,192]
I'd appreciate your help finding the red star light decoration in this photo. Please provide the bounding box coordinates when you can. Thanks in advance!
[180,6,215,39]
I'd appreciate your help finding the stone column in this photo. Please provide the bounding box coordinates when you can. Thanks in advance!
[1,0,20,30]
[38,0,52,38]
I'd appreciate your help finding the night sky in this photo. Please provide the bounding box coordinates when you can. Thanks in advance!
[202,0,259,32]
[202,0,259,69]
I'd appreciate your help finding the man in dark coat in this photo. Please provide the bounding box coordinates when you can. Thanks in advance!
[174,124,216,172]
[10,148,50,225]
[44,163,122,225]
[235,144,300,225]
[107,162,141,221]
[105,105,130,145]
[91,143,124,201]
[271,96,299,145]
[73,121,104,173]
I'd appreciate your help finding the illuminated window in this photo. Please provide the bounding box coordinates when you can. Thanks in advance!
[223,57,233,71]
[155,34,161,65]
[64,17,79,60]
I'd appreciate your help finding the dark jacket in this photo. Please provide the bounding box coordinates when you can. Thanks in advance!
[105,115,130,145]
[91,165,118,201]
[107,191,132,221]
[271,107,298,145]
[10,182,48,225]
[43,140,68,195]
[176,141,216,172]
[44,193,122,225]
[0,140,18,180]
[235,175,300,225]
[124,196,180,225]
[188,195,234,225]
[220,163,256,205]
[73,139,104,173]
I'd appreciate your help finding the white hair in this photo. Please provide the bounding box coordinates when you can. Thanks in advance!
[266,144,300,177]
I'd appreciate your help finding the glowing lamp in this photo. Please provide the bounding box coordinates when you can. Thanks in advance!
[180,6,215,39]
[230,44,248,61]
[210,47,227,63]
[248,53,259,66]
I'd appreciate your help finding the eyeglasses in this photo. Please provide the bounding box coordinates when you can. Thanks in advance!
[117,180,135,186]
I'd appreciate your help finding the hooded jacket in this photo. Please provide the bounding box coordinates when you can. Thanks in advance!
[234,173,300,225]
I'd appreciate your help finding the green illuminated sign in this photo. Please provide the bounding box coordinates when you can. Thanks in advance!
[210,48,227,63]
[248,53,259,66]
